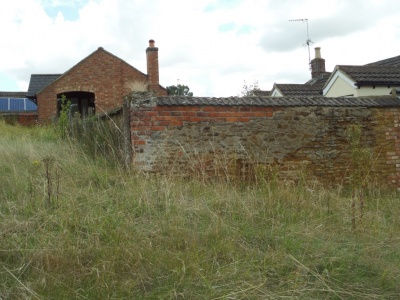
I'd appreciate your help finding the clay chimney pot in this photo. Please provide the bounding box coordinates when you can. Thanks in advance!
[315,47,321,59]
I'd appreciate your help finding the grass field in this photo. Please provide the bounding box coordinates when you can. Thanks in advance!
[1,121,400,299]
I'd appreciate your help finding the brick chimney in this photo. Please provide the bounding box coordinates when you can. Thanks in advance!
[310,47,326,78]
[146,39,159,89]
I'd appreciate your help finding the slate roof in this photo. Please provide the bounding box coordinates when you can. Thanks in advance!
[336,65,400,86]
[26,74,63,98]
[157,95,400,107]
[273,84,323,96]
[0,91,27,98]
[366,54,400,66]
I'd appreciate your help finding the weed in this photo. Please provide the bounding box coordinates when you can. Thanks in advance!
[57,95,71,139]
[346,124,373,231]
[0,122,399,299]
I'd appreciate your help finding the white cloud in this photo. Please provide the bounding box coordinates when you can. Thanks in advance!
[1,0,400,96]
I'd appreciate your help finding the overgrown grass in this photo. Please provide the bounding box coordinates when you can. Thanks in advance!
[67,114,126,167]
[1,121,400,299]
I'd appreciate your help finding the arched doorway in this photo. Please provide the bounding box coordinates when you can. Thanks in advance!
[57,91,95,118]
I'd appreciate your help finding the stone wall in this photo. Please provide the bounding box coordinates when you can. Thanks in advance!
[125,93,400,189]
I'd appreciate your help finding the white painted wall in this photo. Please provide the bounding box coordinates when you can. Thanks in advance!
[356,86,396,96]
[324,76,355,97]
[270,88,283,97]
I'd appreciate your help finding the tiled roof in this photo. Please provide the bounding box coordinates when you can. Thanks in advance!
[253,90,271,96]
[366,54,400,66]
[0,91,27,98]
[305,73,331,85]
[27,74,62,98]
[269,73,330,97]
[156,95,400,107]
[337,65,400,86]
[274,84,323,96]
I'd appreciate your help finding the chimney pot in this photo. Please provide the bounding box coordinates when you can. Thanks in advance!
[149,39,155,47]
[310,47,326,79]
[315,47,321,59]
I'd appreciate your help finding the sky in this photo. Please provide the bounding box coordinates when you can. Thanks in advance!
[1,0,400,97]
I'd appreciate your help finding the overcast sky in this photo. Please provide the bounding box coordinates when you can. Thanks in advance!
[1,0,400,97]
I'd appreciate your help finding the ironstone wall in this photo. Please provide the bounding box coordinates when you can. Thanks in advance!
[124,92,400,189]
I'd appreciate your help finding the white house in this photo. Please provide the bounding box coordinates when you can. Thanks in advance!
[322,63,400,97]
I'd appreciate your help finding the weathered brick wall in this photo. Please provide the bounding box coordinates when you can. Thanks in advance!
[1,112,38,126]
[37,48,167,124]
[385,109,400,187]
[126,93,400,189]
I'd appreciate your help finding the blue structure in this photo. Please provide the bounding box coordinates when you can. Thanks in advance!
[0,92,37,112]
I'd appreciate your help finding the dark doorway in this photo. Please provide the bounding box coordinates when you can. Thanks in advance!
[57,91,95,118]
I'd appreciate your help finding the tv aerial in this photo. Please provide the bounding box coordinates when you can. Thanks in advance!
[289,18,314,69]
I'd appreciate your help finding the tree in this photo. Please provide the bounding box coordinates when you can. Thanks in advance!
[240,80,260,97]
[167,84,193,96]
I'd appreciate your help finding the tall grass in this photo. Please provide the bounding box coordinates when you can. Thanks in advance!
[67,114,127,167]
[1,120,400,299]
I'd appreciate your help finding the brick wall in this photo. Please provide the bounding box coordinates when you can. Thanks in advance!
[146,40,160,91]
[37,48,167,124]
[125,93,400,189]
[0,112,38,126]
[385,109,400,187]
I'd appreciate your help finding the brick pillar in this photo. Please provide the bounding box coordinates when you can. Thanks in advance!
[310,47,326,79]
[146,39,159,91]
[393,109,400,191]
[385,108,400,190]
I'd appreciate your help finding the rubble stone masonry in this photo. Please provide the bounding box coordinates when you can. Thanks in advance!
[125,93,400,189]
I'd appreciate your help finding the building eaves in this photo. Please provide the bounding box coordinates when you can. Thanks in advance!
[157,96,400,107]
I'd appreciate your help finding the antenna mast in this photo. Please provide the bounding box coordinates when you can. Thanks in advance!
[289,18,313,69]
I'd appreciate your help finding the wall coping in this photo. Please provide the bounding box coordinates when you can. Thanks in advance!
[125,92,400,108]
[156,95,400,107]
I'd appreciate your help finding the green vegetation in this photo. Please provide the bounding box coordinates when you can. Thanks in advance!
[57,94,71,140]
[167,84,193,97]
[1,120,400,299]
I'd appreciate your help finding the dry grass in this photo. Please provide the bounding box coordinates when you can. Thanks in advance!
[1,121,400,299]
[125,80,148,93]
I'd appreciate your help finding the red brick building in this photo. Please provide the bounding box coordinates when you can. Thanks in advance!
[28,40,167,124]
